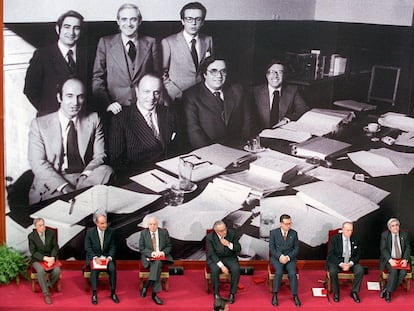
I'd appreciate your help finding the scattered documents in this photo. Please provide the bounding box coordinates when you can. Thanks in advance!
[189,143,250,168]
[250,157,298,181]
[259,127,312,143]
[333,99,376,112]
[378,112,414,132]
[291,136,351,160]
[130,169,179,193]
[312,288,328,297]
[395,131,414,147]
[367,282,381,290]
[294,181,379,222]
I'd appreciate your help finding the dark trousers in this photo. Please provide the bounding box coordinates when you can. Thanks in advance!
[272,260,298,295]
[146,260,165,293]
[328,263,364,295]
[209,257,240,295]
[90,260,116,292]
[384,262,407,292]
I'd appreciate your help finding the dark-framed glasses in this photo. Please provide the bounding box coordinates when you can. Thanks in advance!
[207,69,227,76]
[183,17,203,23]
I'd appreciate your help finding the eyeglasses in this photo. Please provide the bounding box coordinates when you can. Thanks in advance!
[207,69,227,76]
[183,17,203,23]
[267,70,284,76]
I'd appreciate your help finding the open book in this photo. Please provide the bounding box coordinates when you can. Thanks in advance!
[292,136,351,160]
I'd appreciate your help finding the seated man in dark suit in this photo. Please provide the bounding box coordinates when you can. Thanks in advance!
[28,218,61,305]
[24,10,87,116]
[85,210,119,305]
[269,214,301,307]
[28,77,113,204]
[139,216,174,305]
[206,220,241,304]
[109,73,180,178]
[326,221,364,303]
[182,56,254,149]
[252,60,309,131]
[379,218,411,303]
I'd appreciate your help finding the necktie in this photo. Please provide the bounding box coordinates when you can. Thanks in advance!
[67,49,76,73]
[190,39,198,70]
[151,232,157,251]
[213,91,223,104]
[344,238,350,263]
[146,112,159,139]
[66,120,84,173]
[127,40,136,61]
[283,231,287,241]
[394,235,401,258]
[40,233,45,245]
[99,231,104,250]
[270,90,280,126]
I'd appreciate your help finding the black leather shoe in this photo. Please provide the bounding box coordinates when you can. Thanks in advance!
[91,294,98,305]
[152,295,164,305]
[351,292,360,303]
[385,291,391,303]
[214,294,220,300]
[229,293,235,304]
[272,293,278,306]
[293,295,301,307]
[141,287,147,298]
[380,288,387,298]
[333,294,339,302]
[111,294,120,304]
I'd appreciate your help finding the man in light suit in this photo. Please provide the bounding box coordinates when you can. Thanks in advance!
[207,220,241,304]
[139,216,173,305]
[28,77,113,204]
[109,74,180,178]
[252,60,309,131]
[183,56,254,149]
[379,218,411,302]
[92,3,160,116]
[326,222,364,303]
[85,211,119,305]
[161,2,213,101]
[28,218,61,305]
[269,214,301,307]
[24,10,87,116]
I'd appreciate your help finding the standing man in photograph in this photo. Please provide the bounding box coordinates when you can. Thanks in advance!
[85,211,119,305]
[206,220,241,304]
[379,218,411,302]
[252,60,309,131]
[139,217,174,305]
[28,77,113,204]
[161,2,213,101]
[326,222,364,303]
[269,214,301,307]
[24,10,87,116]
[92,3,160,116]
[28,218,61,305]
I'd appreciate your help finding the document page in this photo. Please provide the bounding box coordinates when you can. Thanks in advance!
[348,150,405,177]
[259,127,312,143]
[130,169,179,193]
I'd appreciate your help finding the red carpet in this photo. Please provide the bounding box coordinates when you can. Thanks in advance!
[1,269,413,310]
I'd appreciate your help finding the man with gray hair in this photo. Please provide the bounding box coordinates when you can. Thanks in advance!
[28,218,61,304]
[379,218,411,302]
[85,211,119,305]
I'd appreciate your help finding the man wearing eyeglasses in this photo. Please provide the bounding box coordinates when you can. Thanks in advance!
[252,60,309,131]
[182,56,254,149]
[161,2,213,101]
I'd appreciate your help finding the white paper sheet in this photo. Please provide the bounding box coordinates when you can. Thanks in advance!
[259,127,312,142]
[130,169,179,193]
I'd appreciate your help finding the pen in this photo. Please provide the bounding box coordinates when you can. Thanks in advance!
[151,172,167,184]
[69,198,75,215]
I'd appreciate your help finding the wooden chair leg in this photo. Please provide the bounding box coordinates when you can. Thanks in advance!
[206,279,210,293]
[31,279,36,292]
[164,279,169,292]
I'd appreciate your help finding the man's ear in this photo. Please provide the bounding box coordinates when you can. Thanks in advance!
[55,25,60,36]
[56,93,62,104]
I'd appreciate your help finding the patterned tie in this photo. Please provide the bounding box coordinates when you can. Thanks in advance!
[127,40,136,61]
[394,235,401,259]
[283,231,287,241]
[66,120,84,173]
[67,49,76,73]
[151,232,157,251]
[146,112,159,139]
[40,233,45,245]
[270,90,280,126]
[344,238,350,263]
[190,38,198,70]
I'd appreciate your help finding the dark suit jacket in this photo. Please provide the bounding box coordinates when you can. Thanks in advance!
[269,228,299,266]
[326,233,361,267]
[109,103,179,174]
[206,229,241,266]
[92,33,160,109]
[85,227,117,264]
[252,84,309,130]
[24,44,87,116]
[183,83,253,149]
[139,228,174,268]
[28,111,108,204]
[28,228,59,262]
[161,32,213,100]
[380,230,411,271]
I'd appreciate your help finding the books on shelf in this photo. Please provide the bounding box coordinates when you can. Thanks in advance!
[291,136,351,160]
[333,99,376,111]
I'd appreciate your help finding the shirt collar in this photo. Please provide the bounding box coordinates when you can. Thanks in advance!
[121,34,137,47]
[136,102,155,118]
[182,30,199,44]
[268,84,282,96]
[58,40,76,59]
[58,110,78,129]
[204,83,222,95]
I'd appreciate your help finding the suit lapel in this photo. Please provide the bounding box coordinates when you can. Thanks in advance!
[222,87,237,125]
[156,106,168,149]
[109,35,131,80]
[134,36,151,78]
[200,85,225,119]
[177,33,196,70]
[259,86,270,126]
[198,35,208,63]
[129,104,158,145]
[50,44,71,75]
[75,113,91,161]
[279,86,289,119]
[43,113,64,167]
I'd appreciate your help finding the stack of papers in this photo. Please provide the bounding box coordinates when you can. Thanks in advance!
[291,136,351,160]
[378,112,414,132]
[249,157,298,182]
[333,99,376,112]
[259,127,312,143]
